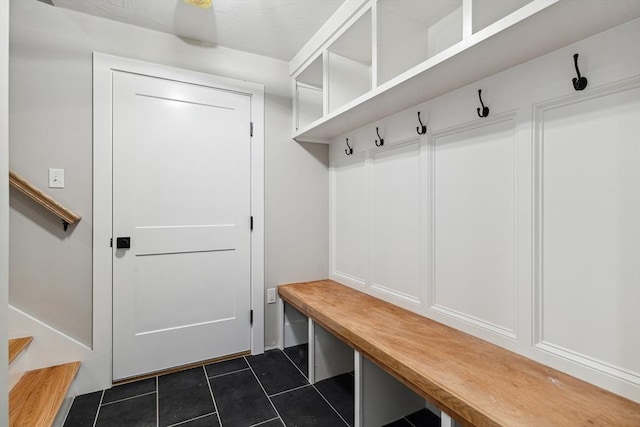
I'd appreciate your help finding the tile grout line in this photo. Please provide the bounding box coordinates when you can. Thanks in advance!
[91,390,105,427]
[100,390,158,406]
[244,355,287,426]
[268,383,310,398]
[405,417,417,427]
[310,382,350,427]
[249,416,281,427]
[207,366,251,380]
[203,365,224,427]
[281,347,309,380]
[167,412,217,427]
[281,348,350,427]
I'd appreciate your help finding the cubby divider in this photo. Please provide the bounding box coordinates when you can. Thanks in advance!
[327,9,372,113]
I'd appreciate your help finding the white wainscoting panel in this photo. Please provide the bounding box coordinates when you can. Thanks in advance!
[327,20,640,402]
[430,115,517,337]
[331,154,368,287]
[534,78,640,386]
[370,139,424,305]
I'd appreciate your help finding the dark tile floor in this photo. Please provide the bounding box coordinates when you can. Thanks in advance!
[64,346,439,427]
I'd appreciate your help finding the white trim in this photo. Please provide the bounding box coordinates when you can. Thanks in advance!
[329,151,368,290]
[8,305,109,396]
[289,0,370,77]
[93,53,265,388]
[531,75,640,388]
[0,1,10,422]
[370,0,379,89]
[534,341,640,386]
[368,136,425,308]
[441,412,453,427]
[462,0,473,39]
[428,112,519,339]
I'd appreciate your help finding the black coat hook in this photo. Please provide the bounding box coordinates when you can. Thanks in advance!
[477,89,489,118]
[572,53,588,91]
[416,112,427,135]
[375,127,384,147]
[345,138,353,155]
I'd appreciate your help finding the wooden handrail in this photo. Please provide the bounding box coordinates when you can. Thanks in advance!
[9,170,81,230]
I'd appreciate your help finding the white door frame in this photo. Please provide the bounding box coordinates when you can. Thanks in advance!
[0,1,10,421]
[92,52,265,385]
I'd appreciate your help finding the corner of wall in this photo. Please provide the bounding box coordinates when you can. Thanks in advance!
[0,0,11,423]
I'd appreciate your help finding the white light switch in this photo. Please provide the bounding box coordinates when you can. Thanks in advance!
[49,168,64,188]
[267,288,276,304]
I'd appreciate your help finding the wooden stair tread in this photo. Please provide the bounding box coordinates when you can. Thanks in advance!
[8,337,33,365]
[9,361,81,427]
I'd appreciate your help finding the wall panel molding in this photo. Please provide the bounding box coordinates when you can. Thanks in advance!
[369,137,426,307]
[533,75,640,386]
[535,341,640,387]
[327,22,640,401]
[428,113,518,339]
[330,153,368,288]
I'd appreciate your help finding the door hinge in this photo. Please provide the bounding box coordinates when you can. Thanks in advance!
[250,309,254,326]
[250,122,254,137]
[250,216,254,231]
[110,238,113,248]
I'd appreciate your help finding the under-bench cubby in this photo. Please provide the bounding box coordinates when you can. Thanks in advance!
[282,300,444,427]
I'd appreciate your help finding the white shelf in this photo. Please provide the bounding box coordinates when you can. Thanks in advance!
[292,0,640,143]
[327,9,372,113]
[377,0,463,86]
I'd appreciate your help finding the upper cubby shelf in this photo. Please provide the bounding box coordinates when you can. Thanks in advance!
[290,0,640,143]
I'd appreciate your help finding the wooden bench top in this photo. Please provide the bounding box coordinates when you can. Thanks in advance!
[278,280,640,427]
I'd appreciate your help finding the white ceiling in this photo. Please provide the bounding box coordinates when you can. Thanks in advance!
[49,0,346,61]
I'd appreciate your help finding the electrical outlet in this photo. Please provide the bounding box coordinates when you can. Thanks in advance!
[267,288,276,304]
[49,168,64,188]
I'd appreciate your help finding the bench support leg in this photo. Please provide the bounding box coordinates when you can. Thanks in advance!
[308,318,315,384]
[441,412,453,427]
[354,351,363,427]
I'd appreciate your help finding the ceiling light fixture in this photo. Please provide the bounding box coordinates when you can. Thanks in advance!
[183,0,212,9]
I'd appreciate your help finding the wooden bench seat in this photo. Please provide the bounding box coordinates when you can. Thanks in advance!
[278,279,640,427]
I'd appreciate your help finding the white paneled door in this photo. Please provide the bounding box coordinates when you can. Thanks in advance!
[112,71,252,380]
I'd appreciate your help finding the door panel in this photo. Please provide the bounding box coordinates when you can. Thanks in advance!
[112,71,251,380]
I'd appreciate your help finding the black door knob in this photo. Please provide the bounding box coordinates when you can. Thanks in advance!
[116,237,131,249]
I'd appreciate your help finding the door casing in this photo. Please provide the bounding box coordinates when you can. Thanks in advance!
[92,52,265,387]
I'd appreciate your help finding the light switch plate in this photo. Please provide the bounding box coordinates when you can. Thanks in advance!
[267,288,276,304]
[49,168,64,188]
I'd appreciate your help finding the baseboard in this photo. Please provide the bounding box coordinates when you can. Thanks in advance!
[8,305,111,395]
[8,347,27,391]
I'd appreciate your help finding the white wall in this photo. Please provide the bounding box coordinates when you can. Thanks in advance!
[9,0,327,352]
[329,19,640,402]
[1,0,10,422]
[264,93,329,348]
